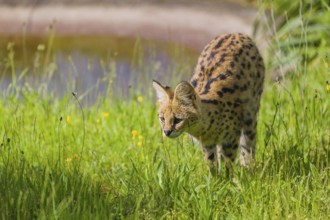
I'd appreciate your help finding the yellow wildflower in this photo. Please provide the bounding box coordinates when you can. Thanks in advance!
[327,83,330,91]
[65,157,72,162]
[131,129,138,140]
[66,115,71,124]
[102,112,109,118]
[96,119,100,124]
[137,96,144,103]
[131,130,138,136]
[137,141,142,147]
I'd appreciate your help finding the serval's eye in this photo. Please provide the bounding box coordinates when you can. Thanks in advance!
[173,117,183,124]
[159,117,165,123]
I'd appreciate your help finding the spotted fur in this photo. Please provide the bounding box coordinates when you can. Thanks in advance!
[153,33,265,172]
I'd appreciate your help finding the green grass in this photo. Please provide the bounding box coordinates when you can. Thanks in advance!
[0,53,329,219]
[1,5,330,217]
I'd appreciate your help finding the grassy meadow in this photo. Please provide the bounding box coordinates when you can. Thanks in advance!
[1,5,330,220]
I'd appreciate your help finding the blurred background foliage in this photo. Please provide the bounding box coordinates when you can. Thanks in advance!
[0,0,254,7]
[258,0,330,74]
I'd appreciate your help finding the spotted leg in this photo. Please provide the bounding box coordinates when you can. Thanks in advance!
[218,138,240,170]
[240,113,258,166]
[201,145,218,174]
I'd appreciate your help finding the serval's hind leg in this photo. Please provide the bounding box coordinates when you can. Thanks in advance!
[240,108,259,166]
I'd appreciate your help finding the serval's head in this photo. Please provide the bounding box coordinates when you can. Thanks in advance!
[152,80,200,138]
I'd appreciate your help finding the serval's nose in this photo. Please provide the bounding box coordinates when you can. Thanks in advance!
[164,130,172,137]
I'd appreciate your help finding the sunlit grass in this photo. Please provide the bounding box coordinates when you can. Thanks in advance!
[1,8,330,217]
[0,50,329,218]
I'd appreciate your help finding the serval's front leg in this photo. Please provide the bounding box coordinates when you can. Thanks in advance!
[218,138,240,177]
[201,144,219,175]
[201,138,240,176]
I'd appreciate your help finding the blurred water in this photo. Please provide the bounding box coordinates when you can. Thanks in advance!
[0,36,198,102]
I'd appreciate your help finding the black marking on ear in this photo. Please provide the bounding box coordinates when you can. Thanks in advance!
[153,80,171,90]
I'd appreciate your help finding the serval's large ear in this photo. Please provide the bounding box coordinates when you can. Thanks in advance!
[152,80,173,104]
[173,81,198,107]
